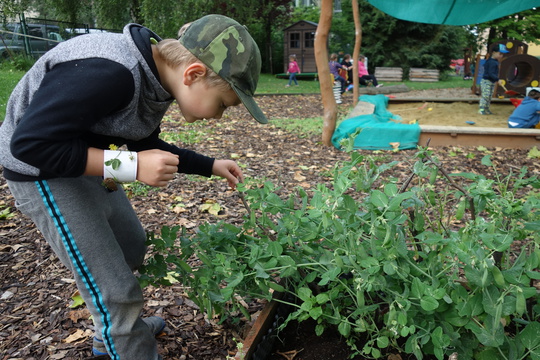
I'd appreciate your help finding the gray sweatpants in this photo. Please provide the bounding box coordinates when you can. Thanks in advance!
[7,176,159,360]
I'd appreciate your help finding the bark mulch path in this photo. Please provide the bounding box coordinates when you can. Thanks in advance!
[1,89,538,360]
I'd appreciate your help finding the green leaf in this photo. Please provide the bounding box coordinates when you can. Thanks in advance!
[383,261,397,275]
[466,316,504,347]
[338,321,351,337]
[420,296,439,311]
[297,287,313,301]
[309,306,323,320]
[253,263,270,279]
[267,241,283,257]
[443,308,469,327]
[520,322,540,350]
[315,293,330,304]
[527,146,540,159]
[69,293,85,308]
[268,282,286,292]
[411,277,425,298]
[105,158,121,170]
[525,221,540,231]
[376,335,389,349]
[481,155,492,166]
[370,190,389,208]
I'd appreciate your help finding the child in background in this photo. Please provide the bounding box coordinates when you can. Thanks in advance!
[358,55,382,87]
[0,14,266,360]
[479,43,509,115]
[508,88,540,128]
[286,54,301,87]
[329,53,347,94]
[340,53,353,85]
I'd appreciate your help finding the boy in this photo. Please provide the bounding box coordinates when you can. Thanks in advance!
[0,14,266,360]
[508,88,540,128]
[479,43,509,115]
[329,53,347,94]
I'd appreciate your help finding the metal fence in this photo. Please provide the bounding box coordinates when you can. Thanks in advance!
[0,14,120,60]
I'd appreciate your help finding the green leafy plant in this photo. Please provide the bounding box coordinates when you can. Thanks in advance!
[123,181,154,198]
[0,204,15,220]
[140,147,540,359]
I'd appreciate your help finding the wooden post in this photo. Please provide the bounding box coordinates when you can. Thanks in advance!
[351,0,361,107]
[316,0,337,146]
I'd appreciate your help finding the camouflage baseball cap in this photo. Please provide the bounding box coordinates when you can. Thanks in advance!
[178,14,268,124]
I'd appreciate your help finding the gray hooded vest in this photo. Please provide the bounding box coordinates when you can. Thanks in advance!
[0,24,173,178]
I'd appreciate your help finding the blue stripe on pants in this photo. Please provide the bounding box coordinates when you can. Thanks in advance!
[35,180,119,360]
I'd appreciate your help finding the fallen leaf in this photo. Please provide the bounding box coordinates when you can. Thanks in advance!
[63,329,91,344]
[68,308,91,322]
[199,200,221,216]
[293,172,306,181]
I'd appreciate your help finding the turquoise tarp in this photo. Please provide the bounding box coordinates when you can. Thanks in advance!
[367,0,540,25]
[331,95,421,151]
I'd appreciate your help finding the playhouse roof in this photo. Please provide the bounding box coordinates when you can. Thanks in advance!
[282,20,318,31]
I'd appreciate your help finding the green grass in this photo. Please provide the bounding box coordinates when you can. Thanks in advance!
[271,117,325,138]
[255,73,471,94]
[0,67,25,121]
[256,73,322,94]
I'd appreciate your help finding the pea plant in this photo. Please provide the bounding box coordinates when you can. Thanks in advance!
[139,146,540,359]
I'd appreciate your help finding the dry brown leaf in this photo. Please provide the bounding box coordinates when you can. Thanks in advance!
[63,329,92,344]
[67,308,91,322]
[293,172,306,181]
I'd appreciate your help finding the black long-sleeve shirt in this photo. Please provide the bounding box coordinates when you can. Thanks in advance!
[0,24,214,181]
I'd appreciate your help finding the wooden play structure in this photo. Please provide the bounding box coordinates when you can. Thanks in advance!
[472,39,540,97]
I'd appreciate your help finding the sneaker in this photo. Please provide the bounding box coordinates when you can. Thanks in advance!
[92,316,166,356]
[478,109,488,115]
[376,84,384,88]
[485,109,493,115]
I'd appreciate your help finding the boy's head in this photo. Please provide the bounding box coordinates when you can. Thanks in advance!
[491,43,509,57]
[330,53,338,61]
[289,54,296,61]
[158,15,267,124]
[528,88,540,100]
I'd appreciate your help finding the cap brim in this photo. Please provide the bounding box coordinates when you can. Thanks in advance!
[233,86,268,124]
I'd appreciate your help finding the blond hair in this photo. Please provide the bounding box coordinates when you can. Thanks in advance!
[155,25,231,91]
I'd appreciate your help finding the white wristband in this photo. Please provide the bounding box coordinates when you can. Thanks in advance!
[103,150,138,183]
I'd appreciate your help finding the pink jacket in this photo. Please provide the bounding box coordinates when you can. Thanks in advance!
[358,61,368,77]
[288,61,300,73]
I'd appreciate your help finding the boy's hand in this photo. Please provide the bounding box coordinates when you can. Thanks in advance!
[137,149,179,187]
[212,159,244,189]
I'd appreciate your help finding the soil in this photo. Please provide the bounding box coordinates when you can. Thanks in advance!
[1,87,538,360]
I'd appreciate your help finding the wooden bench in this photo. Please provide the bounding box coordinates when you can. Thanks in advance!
[375,67,403,82]
[409,68,440,82]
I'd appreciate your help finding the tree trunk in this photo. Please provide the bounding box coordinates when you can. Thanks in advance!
[351,0,362,108]
[317,0,337,147]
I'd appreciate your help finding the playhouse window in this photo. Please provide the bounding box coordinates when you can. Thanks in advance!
[290,32,300,48]
[305,32,315,48]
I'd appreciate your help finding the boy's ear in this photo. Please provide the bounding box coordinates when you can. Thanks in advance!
[183,63,207,85]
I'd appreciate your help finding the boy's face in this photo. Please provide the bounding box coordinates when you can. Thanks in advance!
[492,51,503,60]
[172,63,241,123]
[179,81,240,123]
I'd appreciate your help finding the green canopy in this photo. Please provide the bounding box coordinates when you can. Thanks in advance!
[367,0,540,25]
